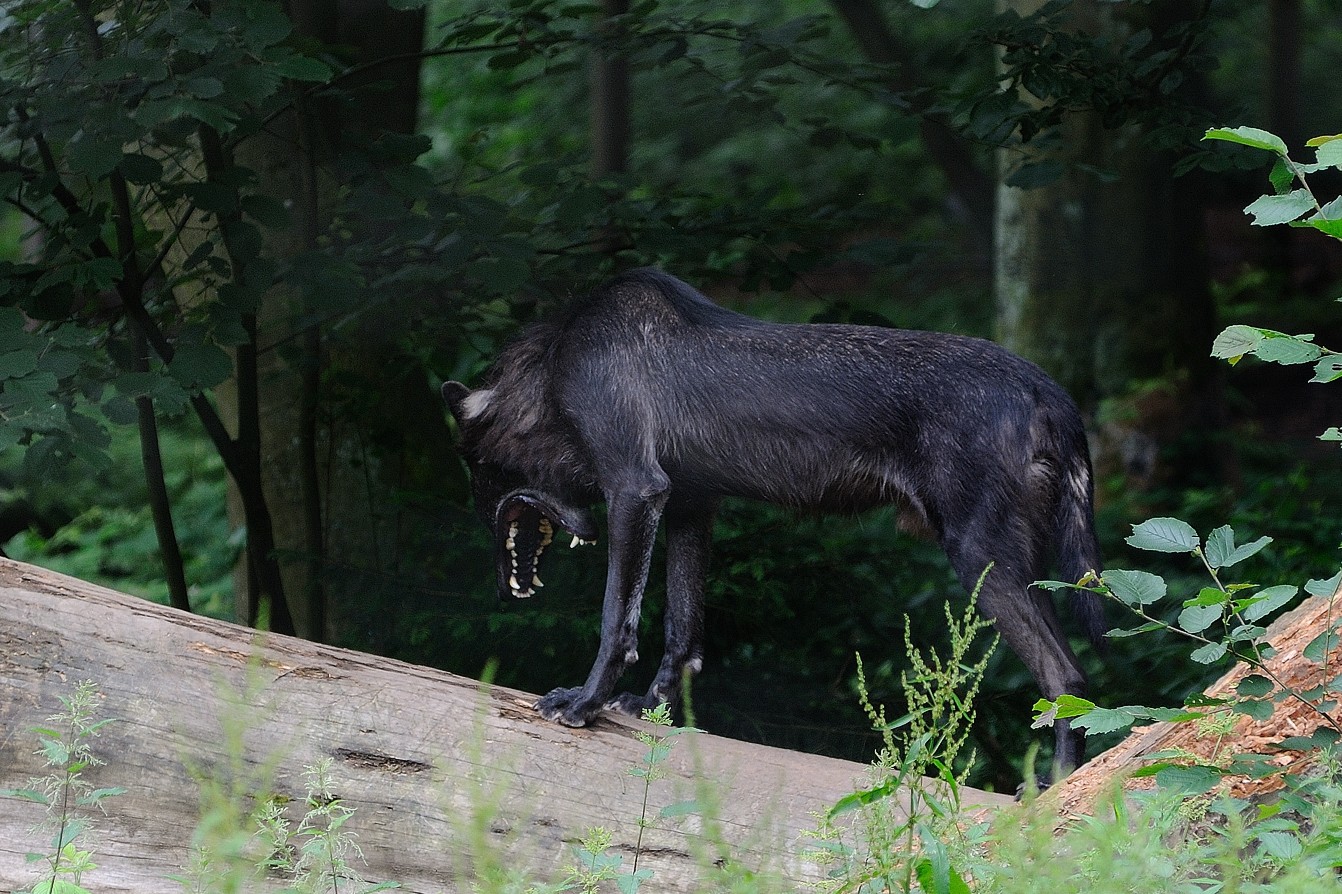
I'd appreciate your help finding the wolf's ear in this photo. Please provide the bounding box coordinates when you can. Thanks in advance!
[442,381,470,418]
[442,381,493,423]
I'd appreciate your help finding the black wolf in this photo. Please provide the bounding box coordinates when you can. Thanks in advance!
[443,268,1104,773]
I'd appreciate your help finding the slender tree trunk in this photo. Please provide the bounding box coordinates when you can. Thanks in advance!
[591,0,631,179]
[129,325,191,613]
[1266,0,1302,294]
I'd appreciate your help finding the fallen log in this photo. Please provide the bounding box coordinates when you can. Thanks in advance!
[0,558,1011,893]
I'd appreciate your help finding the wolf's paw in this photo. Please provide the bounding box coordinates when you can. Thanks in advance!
[603,691,661,718]
[534,687,600,727]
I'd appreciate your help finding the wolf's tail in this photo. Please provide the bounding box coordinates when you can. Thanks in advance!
[1055,437,1107,648]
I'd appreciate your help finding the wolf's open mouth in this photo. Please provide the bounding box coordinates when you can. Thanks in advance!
[495,491,597,600]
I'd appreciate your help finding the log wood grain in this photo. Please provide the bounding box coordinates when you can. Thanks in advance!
[0,558,1010,893]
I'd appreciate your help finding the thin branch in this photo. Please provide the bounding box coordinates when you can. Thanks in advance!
[128,322,192,613]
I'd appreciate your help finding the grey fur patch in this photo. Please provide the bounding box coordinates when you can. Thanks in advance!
[461,388,495,420]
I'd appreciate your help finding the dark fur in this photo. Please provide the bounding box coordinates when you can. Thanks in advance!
[444,268,1104,774]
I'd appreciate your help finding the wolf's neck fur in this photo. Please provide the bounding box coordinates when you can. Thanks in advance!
[470,325,596,495]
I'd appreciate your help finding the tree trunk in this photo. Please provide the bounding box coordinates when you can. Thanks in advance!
[0,559,1011,892]
[993,0,1221,488]
[222,2,455,644]
[591,0,631,180]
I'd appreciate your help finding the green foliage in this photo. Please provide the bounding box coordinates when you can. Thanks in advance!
[1202,125,1342,444]
[0,681,124,894]
[253,759,399,894]
[1037,515,1342,784]
[810,573,993,894]
[2,424,236,616]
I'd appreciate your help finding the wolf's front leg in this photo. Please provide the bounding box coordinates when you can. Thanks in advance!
[534,476,668,726]
[606,500,716,721]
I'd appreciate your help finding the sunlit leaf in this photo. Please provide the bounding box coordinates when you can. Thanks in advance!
[1203,126,1288,155]
[1102,569,1167,606]
[1126,517,1199,553]
[1244,189,1315,227]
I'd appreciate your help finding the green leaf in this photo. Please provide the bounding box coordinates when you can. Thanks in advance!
[1233,699,1274,721]
[66,136,123,179]
[1190,642,1229,664]
[1106,621,1167,638]
[1178,603,1222,634]
[168,343,233,390]
[1254,333,1323,364]
[1154,764,1223,794]
[1203,126,1289,156]
[273,52,334,83]
[1274,736,1319,752]
[913,852,971,894]
[1315,138,1342,168]
[1126,517,1199,553]
[1242,585,1297,622]
[1032,694,1096,723]
[1102,569,1166,606]
[828,776,899,818]
[1268,158,1295,195]
[1256,830,1303,862]
[0,787,49,804]
[1238,674,1274,697]
[658,799,702,819]
[1186,587,1231,608]
[1301,214,1342,236]
[1307,570,1342,598]
[0,350,39,380]
[1317,195,1342,221]
[186,76,224,98]
[119,153,164,184]
[1304,630,1340,663]
[1244,189,1315,226]
[1211,324,1263,362]
[1072,706,1140,735]
[1310,356,1342,383]
[1210,525,1254,565]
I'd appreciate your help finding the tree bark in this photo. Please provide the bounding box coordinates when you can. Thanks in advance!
[0,559,1011,892]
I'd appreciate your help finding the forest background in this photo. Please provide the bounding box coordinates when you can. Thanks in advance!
[1,0,1340,793]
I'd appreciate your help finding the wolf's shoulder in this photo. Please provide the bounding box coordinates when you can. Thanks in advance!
[563,268,752,331]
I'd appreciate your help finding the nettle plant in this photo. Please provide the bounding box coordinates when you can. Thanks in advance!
[1035,125,1342,791]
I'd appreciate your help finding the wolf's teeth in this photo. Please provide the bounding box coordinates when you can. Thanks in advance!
[532,575,544,588]
[569,535,594,548]
[509,574,520,590]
